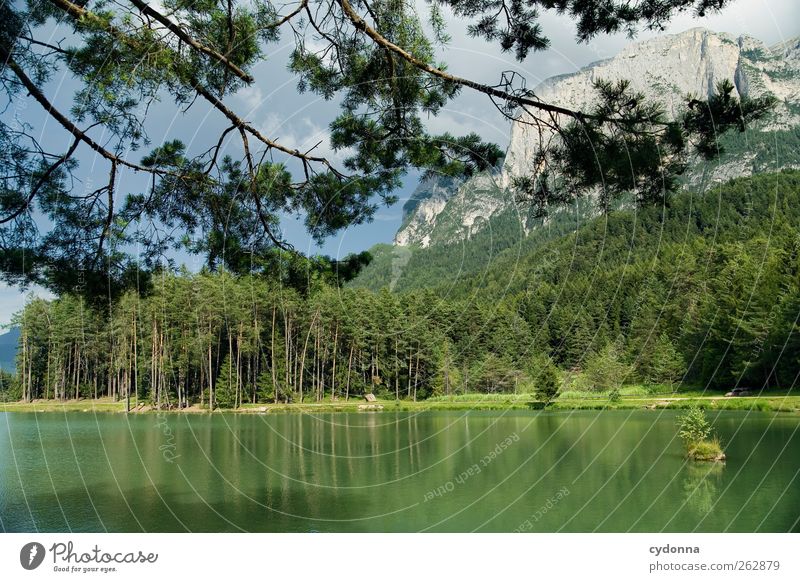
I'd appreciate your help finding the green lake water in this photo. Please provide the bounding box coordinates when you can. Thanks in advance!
[1,410,798,532]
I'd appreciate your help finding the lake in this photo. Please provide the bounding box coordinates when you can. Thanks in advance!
[1,410,798,532]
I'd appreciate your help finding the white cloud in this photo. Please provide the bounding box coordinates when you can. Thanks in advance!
[235,85,266,112]
[373,212,404,222]
[260,113,352,166]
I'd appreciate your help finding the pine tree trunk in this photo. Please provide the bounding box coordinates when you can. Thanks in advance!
[271,306,278,403]
[283,313,290,395]
[330,324,338,401]
[133,310,138,409]
[407,349,412,399]
[208,323,214,410]
[298,310,318,404]
[73,344,80,400]
[236,325,243,408]
[20,330,28,402]
[345,343,354,401]
[414,344,420,402]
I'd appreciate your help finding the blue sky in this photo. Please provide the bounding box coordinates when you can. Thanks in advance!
[1,0,799,326]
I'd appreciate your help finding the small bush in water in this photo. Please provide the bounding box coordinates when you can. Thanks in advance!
[678,406,724,461]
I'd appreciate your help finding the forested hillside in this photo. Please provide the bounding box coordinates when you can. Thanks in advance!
[352,197,596,292]
[3,171,799,406]
[352,125,800,293]
[445,170,800,390]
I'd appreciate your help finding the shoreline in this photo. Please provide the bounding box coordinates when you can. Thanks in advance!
[2,393,799,415]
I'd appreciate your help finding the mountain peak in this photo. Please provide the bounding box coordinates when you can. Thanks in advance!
[502,26,799,182]
[393,28,800,248]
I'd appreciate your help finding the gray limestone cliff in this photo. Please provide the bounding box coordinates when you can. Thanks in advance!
[395,28,800,248]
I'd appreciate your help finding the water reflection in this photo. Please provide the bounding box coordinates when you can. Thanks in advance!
[2,410,798,532]
[682,461,724,515]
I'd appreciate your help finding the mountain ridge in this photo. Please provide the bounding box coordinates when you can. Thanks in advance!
[392,28,800,251]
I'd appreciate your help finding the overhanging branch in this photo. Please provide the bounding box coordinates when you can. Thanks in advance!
[335,0,669,128]
[126,0,254,84]
[1,48,174,176]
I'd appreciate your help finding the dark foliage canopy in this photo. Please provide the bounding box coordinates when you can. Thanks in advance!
[0,0,771,295]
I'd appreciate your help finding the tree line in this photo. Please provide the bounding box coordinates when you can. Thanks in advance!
[3,171,799,407]
[6,274,559,407]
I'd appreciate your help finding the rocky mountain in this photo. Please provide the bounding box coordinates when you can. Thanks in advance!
[394,28,800,249]
[395,173,512,247]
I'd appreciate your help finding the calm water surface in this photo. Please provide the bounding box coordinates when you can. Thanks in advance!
[1,410,798,532]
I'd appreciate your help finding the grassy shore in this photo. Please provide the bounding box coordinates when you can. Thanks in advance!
[2,386,800,414]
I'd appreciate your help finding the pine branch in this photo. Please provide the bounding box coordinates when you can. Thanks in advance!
[335,0,671,127]
[1,48,174,177]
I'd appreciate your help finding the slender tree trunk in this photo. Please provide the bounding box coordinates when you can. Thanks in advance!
[133,310,138,409]
[407,349,412,399]
[151,319,158,407]
[312,330,318,401]
[227,328,233,406]
[45,335,52,401]
[20,330,28,402]
[271,306,278,403]
[374,344,380,388]
[298,310,319,403]
[283,312,290,394]
[208,322,214,410]
[413,344,420,402]
[345,343,354,401]
[236,325,243,408]
[330,324,338,401]
[74,344,80,400]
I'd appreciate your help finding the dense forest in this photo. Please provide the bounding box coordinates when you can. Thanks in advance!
[2,171,799,407]
[353,126,800,293]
